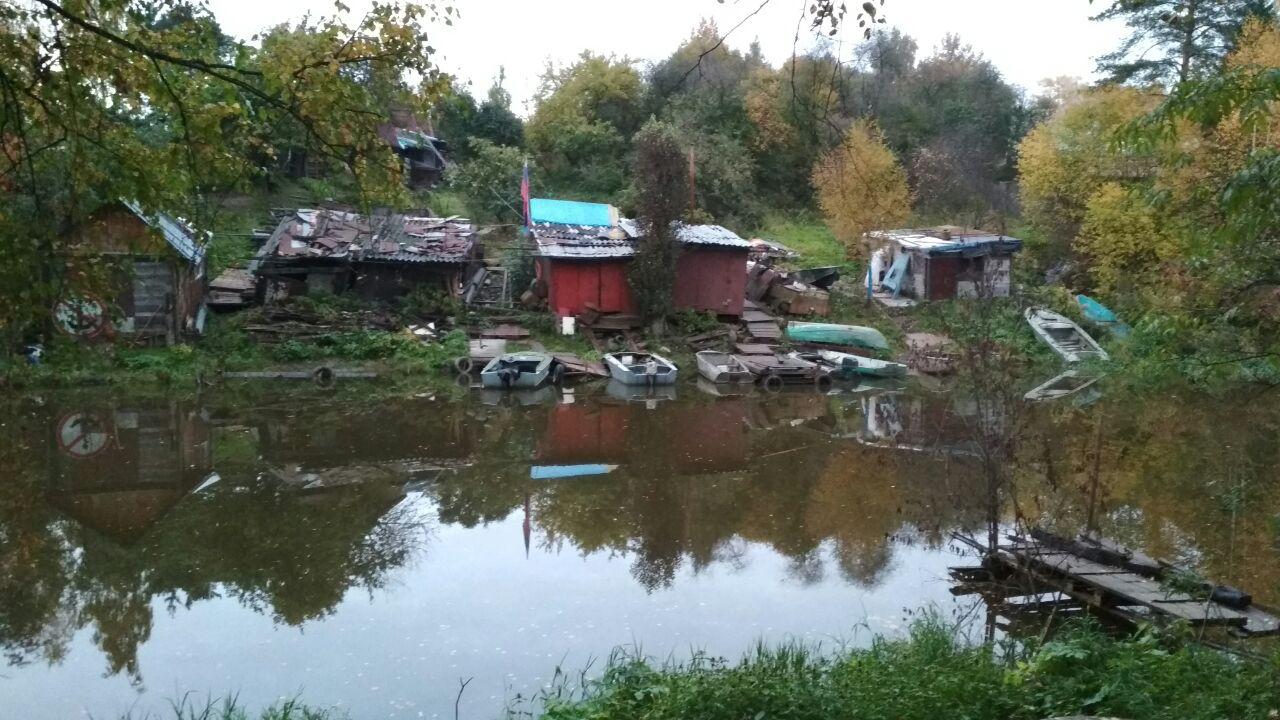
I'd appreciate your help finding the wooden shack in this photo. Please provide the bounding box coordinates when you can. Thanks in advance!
[61,201,207,344]
[866,227,1022,302]
[530,198,749,319]
[252,208,478,303]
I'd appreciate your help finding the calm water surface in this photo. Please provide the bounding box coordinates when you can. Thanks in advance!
[2,373,1278,719]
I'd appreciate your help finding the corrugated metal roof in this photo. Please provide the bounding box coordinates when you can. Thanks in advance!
[533,220,750,259]
[122,199,207,264]
[530,198,617,227]
[868,227,1022,256]
[675,223,751,249]
[263,209,475,265]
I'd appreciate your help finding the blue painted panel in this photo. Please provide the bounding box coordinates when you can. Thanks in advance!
[530,198,614,227]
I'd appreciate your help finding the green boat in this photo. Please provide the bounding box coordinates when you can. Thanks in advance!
[785,322,889,351]
[817,350,908,378]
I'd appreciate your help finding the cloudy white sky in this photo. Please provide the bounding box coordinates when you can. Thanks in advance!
[206,0,1128,112]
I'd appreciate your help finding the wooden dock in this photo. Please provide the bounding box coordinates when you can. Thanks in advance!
[951,531,1280,638]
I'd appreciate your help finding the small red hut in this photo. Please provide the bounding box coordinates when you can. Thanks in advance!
[530,199,748,319]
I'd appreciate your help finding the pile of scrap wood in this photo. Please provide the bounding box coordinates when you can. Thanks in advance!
[207,268,256,311]
[578,303,642,331]
[745,263,838,317]
[243,305,397,344]
[463,266,512,309]
[905,332,957,374]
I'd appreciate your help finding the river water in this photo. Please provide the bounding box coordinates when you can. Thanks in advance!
[2,372,1278,719]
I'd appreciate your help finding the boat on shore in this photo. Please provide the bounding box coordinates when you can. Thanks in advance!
[1025,308,1109,363]
[1076,294,1131,337]
[480,352,558,389]
[696,351,755,383]
[603,351,678,386]
[785,321,889,351]
[1024,369,1103,402]
[816,349,909,378]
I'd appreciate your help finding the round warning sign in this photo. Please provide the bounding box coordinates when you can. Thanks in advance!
[57,412,111,459]
[54,295,108,338]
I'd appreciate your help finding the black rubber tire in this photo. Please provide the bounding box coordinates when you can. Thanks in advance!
[312,366,336,388]
[455,372,473,387]
[551,363,567,385]
[762,374,784,392]
[815,373,833,391]
[454,356,473,374]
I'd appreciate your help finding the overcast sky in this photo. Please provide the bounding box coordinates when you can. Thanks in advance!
[206,0,1127,113]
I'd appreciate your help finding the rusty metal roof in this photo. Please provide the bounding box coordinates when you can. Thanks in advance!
[533,220,748,260]
[868,227,1022,256]
[263,208,475,265]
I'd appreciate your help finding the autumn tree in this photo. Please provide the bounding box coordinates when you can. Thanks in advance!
[812,120,911,253]
[1017,87,1160,264]
[628,120,688,328]
[0,0,448,349]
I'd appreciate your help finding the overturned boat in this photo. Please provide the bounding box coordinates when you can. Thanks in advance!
[480,352,558,389]
[1025,308,1109,363]
[696,351,754,384]
[603,351,678,386]
[785,321,889,351]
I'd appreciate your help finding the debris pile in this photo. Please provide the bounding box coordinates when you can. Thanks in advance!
[745,262,838,318]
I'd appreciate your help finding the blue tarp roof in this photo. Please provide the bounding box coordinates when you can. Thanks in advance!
[529,198,615,227]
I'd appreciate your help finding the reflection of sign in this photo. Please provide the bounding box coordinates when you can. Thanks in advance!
[57,412,111,459]
[54,295,108,338]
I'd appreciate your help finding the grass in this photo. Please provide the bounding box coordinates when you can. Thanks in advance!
[116,696,341,720]
[529,617,1280,720]
[752,212,850,269]
[108,618,1280,720]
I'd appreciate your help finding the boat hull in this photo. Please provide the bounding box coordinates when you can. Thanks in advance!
[1025,308,1109,363]
[480,353,554,389]
[696,351,754,383]
[604,352,679,386]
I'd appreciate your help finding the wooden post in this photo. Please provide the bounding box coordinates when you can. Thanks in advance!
[687,149,697,214]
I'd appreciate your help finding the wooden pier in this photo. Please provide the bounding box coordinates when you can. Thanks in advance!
[951,531,1280,638]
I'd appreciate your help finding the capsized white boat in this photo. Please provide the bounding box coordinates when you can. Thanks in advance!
[1025,307,1109,363]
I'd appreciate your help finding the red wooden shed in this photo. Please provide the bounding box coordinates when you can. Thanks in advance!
[531,209,749,319]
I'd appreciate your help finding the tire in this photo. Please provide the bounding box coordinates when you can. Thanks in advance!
[455,372,473,387]
[762,374,784,392]
[454,356,473,374]
[551,364,567,385]
[815,373,833,391]
[312,366,336,388]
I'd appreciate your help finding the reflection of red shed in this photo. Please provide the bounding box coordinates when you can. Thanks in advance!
[531,204,749,319]
[536,397,748,473]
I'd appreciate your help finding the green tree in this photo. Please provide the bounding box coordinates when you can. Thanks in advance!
[1093,0,1277,85]
[628,121,688,327]
[473,70,524,149]
[526,53,646,199]
[447,139,534,222]
[0,0,448,350]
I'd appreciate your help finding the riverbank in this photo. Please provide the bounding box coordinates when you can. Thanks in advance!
[121,619,1278,720]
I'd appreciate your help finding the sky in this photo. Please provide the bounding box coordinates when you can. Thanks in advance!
[205,0,1129,113]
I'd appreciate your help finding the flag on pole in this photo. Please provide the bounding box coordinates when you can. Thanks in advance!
[520,160,531,228]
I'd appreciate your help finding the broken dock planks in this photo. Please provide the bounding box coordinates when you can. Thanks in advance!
[957,532,1280,637]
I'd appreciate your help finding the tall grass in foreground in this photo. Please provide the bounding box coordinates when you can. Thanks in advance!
[526,616,1279,720]
[111,617,1279,720]
[115,696,340,720]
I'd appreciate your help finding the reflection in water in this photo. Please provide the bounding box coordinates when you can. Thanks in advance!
[2,375,1279,717]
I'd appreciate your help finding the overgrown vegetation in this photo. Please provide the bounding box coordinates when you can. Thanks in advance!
[531,617,1280,720]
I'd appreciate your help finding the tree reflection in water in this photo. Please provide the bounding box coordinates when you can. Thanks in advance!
[3,375,1280,683]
